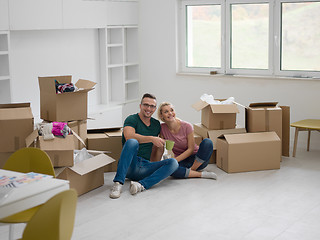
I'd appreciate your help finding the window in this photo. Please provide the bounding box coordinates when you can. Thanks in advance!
[179,0,320,78]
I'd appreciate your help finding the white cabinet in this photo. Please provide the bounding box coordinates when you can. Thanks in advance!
[0,0,9,30]
[0,31,11,103]
[9,0,63,30]
[99,25,139,105]
[62,0,107,29]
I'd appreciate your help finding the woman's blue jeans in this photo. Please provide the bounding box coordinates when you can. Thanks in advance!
[171,138,213,179]
[113,139,179,189]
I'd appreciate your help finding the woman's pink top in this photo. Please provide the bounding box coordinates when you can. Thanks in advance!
[160,120,199,157]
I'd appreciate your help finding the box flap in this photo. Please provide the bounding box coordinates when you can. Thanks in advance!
[54,167,67,176]
[0,107,33,120]
[0,103,30,109]
[87,133,108,140]
[70,153,115,176]
[38,76,72,94]
[191,100,209,111]
[210,104,239,114]
[249,102,278,108]
[25,129,39,147]
[223,132,280,144]
[75,79,96,90]
[105,129,122,137]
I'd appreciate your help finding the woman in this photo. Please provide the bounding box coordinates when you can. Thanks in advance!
[158,102,217,179]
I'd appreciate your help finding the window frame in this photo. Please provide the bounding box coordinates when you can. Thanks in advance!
[178,0,320,78]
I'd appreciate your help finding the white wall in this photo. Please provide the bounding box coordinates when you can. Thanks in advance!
[139,0,320,150]
[10,29,100,122]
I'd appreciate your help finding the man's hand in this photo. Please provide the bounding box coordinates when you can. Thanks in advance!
[151,136,165,148]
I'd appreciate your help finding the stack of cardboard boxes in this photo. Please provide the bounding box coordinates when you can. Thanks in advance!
[192,99,246,164]
[0,76,115,196]
[193,98,290,173]
[0,103,34,168]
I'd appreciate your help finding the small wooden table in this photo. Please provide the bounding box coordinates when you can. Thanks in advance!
[290,119,320,157]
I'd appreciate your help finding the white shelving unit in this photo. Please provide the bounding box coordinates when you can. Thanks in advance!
[0,31,11,103]
[99,25,139,105]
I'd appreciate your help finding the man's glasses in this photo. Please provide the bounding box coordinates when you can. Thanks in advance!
[142,103,156,109]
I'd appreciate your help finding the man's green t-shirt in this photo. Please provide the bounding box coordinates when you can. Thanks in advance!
[122,113,161,160]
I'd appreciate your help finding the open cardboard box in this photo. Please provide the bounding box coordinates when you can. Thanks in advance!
[38,76,96,122]
[26,129,86,167]
[193,123,246,150]
[0,103,34,153]
[54,150,115,196]
[216,132,281,173]
[192,99,239,130]
[87,129,122,172]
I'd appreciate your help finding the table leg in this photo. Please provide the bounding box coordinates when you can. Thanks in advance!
[293,127,299,157]
[307,130,311,151]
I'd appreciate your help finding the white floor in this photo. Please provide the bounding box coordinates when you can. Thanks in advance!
[1,147,320,240]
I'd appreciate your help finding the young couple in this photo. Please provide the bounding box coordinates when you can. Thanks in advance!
[109,93,217,199]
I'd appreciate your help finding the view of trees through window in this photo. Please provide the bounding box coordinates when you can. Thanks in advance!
[184,1,320,75]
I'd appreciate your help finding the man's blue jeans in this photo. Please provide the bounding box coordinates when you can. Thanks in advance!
[113,139,179,189]
[171,138,213,179]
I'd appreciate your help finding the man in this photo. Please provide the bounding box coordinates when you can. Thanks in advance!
[110,93,178,199]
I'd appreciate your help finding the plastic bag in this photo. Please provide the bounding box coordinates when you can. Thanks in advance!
[74,148,94,164]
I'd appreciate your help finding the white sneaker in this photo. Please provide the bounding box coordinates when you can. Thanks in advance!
[110,182,122,199]
[130,181,145,195]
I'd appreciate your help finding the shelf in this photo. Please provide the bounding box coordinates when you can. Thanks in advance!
[99,25,139,105]
[125,79,139,84]
[107,43,123,47]
[0,76,10,81]
[0,51,9,55]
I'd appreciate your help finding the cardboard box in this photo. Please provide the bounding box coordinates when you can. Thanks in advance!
[194,133,202,146]
[0,152,13,168]
[38,76,96,122]
[0,103,34,152]
[68,120,88,150]
[87,129,122,172]
[194,123,246,150]
[55,151,115,196]
[192,99,239,130]
[216,132,281,173]
[26,129,77,167]
[280,106,290,157]
[246,102,282,139]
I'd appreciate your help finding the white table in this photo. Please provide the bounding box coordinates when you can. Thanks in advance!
[0,169,69,219]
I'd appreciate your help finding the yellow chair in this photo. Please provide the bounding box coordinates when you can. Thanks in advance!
[19,189,77,240]
[0,147,55,240]
[291,119,320,157]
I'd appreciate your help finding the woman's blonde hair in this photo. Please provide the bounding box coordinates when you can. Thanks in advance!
[157,102,173,122]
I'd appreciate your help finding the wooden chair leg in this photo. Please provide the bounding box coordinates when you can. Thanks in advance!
[293,127,299,157]
[307,130,311,151]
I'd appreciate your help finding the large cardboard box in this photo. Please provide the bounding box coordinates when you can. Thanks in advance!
[280,106,290,157]
[246,102,290,157]
[194,123,246,150]
[246,102,282,139]
[26,130,77,167]
[0,103,34,152]
[194,133,202,146]
[87,129,122,172]
[55,151,115,196]
[38,76,96,122]
[216,132,281,173]
[192,100,239,130]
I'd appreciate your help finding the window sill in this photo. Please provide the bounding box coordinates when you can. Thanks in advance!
[176,72,320,81]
